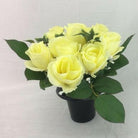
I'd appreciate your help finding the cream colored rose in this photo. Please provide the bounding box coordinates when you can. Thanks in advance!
[25,42,52,71]
[101,32,124,59]
[48,36,81,57]
[81,42,108,77]
[64,23,90,45]
[92,24,109,35]
[44,26,64,40]
[47,55,84,93]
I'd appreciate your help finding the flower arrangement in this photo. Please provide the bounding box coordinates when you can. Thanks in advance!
[6,23,134,123]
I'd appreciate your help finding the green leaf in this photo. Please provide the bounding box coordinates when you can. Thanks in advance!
[35,38,43,42]
[39,77,52,90]
[25,40,35,43]
[55,33,64,37]
[25,68,45,80]
[88,88,97,100]
[94,77,123,94]
[120,34,135,54]
[5,39,29,60]
[95,68,117,78]
[42,36,49,45]
[82,29,94,42]
[95,94,125,123]
[110,54,129,70]
[94,37,101,42]
[104,69,117,76]
[95,70,105,77]
[35,37,49,45]
[66,79,92,99]
[75,29,96,42]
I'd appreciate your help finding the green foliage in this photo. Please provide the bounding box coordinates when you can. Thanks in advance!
[95,70,105,77]
[110,54,129,70]
[94,77,123,94]
[104,69,117,76]
[81,29,95,42]
[95,94,125,123]
[88,88,98,100]
[25,69,45,80]
[95,68,117,79]
[25,69,51,90]
[96,54,128,78]
[43,36,49,45]
[5,39,29,60]
[67,79,92,99]
[35,38,43,42]
[120,34,135,54]
[39,77,52,90]
[25,40,35,43]
[94,37,101,42]
[35,36,49,45]
[55,33,64,37]
[75,29,100,42]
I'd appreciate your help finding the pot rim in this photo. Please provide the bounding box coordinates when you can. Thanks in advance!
[56,87,93,102]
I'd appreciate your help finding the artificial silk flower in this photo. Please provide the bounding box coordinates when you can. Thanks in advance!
[25,42,52,71]
[92,24,109,35]
[64,23,90,45]
[100,32,124,59]
[81,42,108,77]
[6,22,134,124]
[44,26,64,40]
[47,55,84,93]
[48,36,81,57]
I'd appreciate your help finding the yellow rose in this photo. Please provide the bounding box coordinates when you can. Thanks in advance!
[101,32,124,59]
[45,26,64,40]
[25,42,52,71]
[47,55,84,93]
[65,23,90,45]
[48,36,81,57]
[92,24,109,35]
[81,42,108,77]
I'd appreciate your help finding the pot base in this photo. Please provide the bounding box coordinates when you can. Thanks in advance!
[56,87,95,123]
[67,100,95,123]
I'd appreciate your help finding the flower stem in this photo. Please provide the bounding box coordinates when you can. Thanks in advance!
[90,83,99,97]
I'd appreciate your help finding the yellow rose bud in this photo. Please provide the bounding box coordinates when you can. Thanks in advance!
[25,42,52,71]
[65,23,90,45]
[48,36,81,57]
[101,32,124,59]
[47,55,84,93]
[92,24,109,34]
[81,42,108,77]
[45,26,64,40]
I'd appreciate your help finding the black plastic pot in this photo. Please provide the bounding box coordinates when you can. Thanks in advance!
[56,87,95,123]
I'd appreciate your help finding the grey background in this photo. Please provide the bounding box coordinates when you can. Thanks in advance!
[0,0,137,137]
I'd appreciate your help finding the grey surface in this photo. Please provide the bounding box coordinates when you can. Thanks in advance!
[0,0,138,137]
